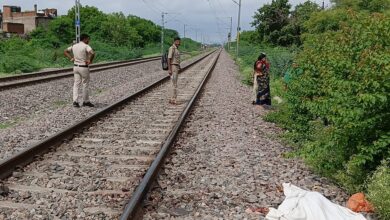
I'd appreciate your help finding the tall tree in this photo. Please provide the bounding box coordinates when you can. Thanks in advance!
[251,0,291,45]
[331,0,390,12]
[251,0,319,46]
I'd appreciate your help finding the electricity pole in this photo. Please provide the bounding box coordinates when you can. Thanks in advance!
[161,12,168,55]
[229,16,232,51]
[183,24,186,50]
[217,16,233,50]
[75,0,81,43]
[232,0,241,57]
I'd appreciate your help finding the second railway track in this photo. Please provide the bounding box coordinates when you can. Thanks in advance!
[0,56,160,90]
[0,49,220,219]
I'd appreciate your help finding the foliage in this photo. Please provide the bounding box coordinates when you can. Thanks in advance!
[230,40,294,84]
[0,5,201,75]
[239,30,260,44]
[367,160,390,219]
[331,0,390,12]
[303,8,349,35]
[181,38,202,52]
[227,39,294,107]
[267,10,390,192]
[252,0,291,45]
[252,0,320,46]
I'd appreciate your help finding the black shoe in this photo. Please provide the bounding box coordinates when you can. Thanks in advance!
[73,102,80,108]
[82,102,95,107]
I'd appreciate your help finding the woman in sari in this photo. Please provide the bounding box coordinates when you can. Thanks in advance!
[252,53,271,106]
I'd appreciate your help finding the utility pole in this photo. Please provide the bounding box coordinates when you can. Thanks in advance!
[232,0,241,57]
[229,16,232,51]
[201,34,204,50]
[183,24,187,50]
[236,0,241,57]
[75,0,81,43]
[161,12,167,55]
[217,16,233,50]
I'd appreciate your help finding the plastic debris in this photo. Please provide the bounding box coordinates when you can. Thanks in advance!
[347,193,374,213]
[265,183,367,220]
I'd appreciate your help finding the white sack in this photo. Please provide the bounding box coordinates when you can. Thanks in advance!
[265,183,366,220]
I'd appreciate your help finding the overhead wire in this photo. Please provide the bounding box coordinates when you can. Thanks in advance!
[141,0,162,21]
[206,0,228,44]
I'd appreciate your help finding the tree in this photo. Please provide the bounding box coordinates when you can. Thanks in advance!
[251,0,319,46]
[331,0,390,12]
[66,5,107,40]
[252,0,291,45]
[286,1,321,45]
[47,16,74,45]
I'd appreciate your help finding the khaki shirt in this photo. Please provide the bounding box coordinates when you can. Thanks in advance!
[168,44,180,65]
[66,41,94,65]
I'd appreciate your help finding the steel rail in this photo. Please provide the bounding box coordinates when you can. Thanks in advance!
[120,49,221,220]
[0,56,161,90]
[0,49,217,180]
[0,56,160,82]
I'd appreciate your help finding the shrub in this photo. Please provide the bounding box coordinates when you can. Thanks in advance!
[269,9,390,191]
[367,160,390,219]
[229,41,295,85]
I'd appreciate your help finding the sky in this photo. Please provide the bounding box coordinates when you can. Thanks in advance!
[0,0,331,43]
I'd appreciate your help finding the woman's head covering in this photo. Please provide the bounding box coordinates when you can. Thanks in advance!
[258,52,267,60]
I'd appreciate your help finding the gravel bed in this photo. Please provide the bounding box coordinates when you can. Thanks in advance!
[143,50,353,219]
[0,53,217,219]
[0,54,203,160]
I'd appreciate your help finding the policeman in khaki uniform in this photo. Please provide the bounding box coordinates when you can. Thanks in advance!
[168,37,181,105]
[64,34,95,108]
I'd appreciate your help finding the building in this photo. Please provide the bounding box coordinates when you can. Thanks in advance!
[3,22,24,34]
[1,5,57,34]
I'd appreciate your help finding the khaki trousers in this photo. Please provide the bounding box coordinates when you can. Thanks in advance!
[253,74,258,102]
[73,66,90,102]
[170,65,180,101]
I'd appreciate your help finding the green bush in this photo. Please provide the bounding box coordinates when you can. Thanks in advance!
[0,5,198,75]
[367,160,390,219]
[229,40,295,85]
[268,10,390,191]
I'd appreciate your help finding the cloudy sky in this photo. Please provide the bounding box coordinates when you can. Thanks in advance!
[1,0,331,43]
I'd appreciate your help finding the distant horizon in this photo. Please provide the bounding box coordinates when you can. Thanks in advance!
[0,0,332,43]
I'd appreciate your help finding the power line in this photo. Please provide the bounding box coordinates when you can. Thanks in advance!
[142,0,164,14]
[215,0,229,17]
[206,0,227,44]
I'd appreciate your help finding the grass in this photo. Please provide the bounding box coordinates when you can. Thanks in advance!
[0,117,21,129]
[367,161,390,219]
[226,42,293,107]
[52,100,67,107]
[0,42,203,77]
[0,122,13,129]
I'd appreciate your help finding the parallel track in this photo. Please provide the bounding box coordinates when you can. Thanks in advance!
[0,56,160,90]
[0,49,220,219]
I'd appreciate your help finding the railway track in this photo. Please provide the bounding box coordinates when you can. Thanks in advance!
[0,56,160,90]
[0,49,220,219]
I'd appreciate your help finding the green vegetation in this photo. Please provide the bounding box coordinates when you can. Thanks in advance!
[232,0,390,217]
[227,41,294,104]
[0,5,201,75]
[52,100,67,107]
[0,123,12,129]
[251,0,321,46]
[0,117,21,129]
[367,160,390,219]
